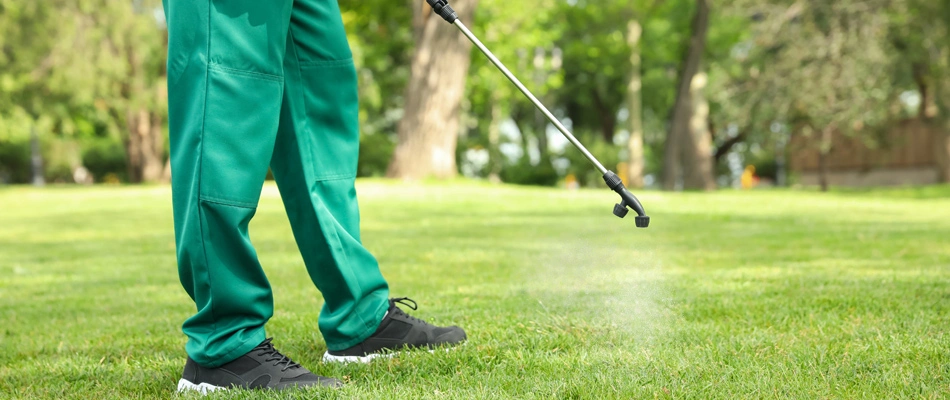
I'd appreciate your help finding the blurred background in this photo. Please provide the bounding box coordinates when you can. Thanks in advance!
[1,0,948,192]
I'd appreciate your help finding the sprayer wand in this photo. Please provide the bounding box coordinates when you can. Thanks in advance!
[425,0,650,227]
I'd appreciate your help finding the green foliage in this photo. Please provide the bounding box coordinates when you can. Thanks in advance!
[714,1,901,137]
[563,137,623,187]
[0,138,30,184]
[463,0,704,186]
[0,0,166,182]
[1,0,947,186]
[0,111,33,184]
[340,0,414,137]
[81,138,128,182]
[499,157,559,187]
[41,138,80,183]
[357,133,396,178]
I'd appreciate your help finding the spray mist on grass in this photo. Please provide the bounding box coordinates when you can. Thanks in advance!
[521,237,670,349]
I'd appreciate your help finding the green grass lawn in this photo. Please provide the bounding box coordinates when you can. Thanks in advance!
[1,182,948,399]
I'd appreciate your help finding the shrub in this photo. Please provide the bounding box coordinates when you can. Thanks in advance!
[500,156,559,187]
[0,137,31,184]
[81,138,128,182]
[562,138,622,187]
[358,133,395,177]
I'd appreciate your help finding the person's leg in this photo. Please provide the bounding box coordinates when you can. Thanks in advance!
[269,0,390,352]
[165,0,292,367]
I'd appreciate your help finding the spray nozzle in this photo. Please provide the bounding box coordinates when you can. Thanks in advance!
[425,0,458,23]
[603,171,650,228]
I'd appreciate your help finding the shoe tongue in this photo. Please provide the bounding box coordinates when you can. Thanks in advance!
[390,304,407,316]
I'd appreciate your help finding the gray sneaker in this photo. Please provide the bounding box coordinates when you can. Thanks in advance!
[323,297,467,363]
[177,338,342,394]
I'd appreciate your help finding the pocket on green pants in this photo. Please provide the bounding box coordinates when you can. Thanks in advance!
[200,66,284,207]
[296,59,359,182]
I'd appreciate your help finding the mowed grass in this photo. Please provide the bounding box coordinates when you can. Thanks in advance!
[1,181,948,399]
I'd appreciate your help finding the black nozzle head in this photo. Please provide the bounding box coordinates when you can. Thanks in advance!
[613,203,629,218]
[603,171,650,228]
[425,0,459,23]
[635,215,650,228]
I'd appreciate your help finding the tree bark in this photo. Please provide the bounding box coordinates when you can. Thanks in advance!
[121,28,167,184]
[126,108,166,183]
[683,72,715,190]
[387,0,479,180]
[487,97,502,183]
[714,131,746,164]
[592,91,617,143]
[818,126,833,192]
[162,157,172,183]
[625,20,644,189]
[662,0,710,190]
[937,129,950,183]
[30,125,45,186]
[913,62,938,119]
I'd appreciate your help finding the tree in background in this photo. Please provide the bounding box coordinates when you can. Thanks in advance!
[462,0,561,184]
[894,0,950,182]
[339,0,414,177]
[715,0,902,191]
[662,0,714,191]
[3,0,945,188]
[0,2,69,183]
[0,0,167,183]
[555,0,655,188]
[626,18,646,189]
[388,0,479,180]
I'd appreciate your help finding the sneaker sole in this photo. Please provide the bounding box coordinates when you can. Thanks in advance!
[322,344,462,364]
[322,351,395,364]
[177,378,226,394]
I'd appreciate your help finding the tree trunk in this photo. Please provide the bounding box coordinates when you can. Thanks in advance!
[592,91,617,143]
[30,125,45,187]
[662,0,710,190]
[818,126,833,192]
[913,62,938,119]
[121,28,168,184]
[532,48,550,163]
[487,98,502,183]
[625,20,644,189]
[162,157,172,183]
[387,0,479,180]
[534,104,549,165]
[682,72,715,190]
[126,109,166,183]
[937,129,950,183]
[714,131,746,164]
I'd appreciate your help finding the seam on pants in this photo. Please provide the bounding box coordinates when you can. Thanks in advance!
[209,63,284,82]
[287,28,316,183]
[298,57,354,68]
[196,0,217,339]
[199,195,258,209]
[312,172,356,182]
[311,179,368,328]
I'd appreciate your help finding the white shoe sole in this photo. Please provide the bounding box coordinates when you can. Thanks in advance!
[177,378,226,395]
[322,344,461,364]
[322,351,395,364]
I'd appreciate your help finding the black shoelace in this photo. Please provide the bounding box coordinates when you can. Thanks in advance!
[391,297,430,325]
[254,338,301,371]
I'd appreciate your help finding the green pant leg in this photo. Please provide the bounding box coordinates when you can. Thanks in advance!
[269,0,389,351]
[164,0,293,367]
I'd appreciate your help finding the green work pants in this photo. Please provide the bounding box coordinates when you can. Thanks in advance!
[163,0,390,367]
